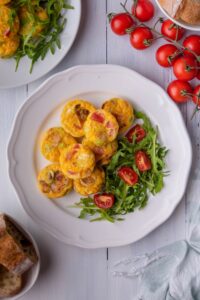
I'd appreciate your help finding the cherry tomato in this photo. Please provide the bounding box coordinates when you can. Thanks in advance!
[192,85,200,106]
[135,150,151,172]
[126,124,146,143]
[110,13,135,36]
[156,44,179,68]
[183,35,200,57]
[94,193,115,209]
[118,166,138,186]
[130,27,153,50]
[161,19,185,41]
[131,0,154,22]
[197,70,200,80]
[173,56,198,81]
[167,80,193,103]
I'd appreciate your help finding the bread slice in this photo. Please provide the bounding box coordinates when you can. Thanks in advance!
[178,0,200,25]
[158,0,183,17]
[0,214,38,275]
[0,265,22,297]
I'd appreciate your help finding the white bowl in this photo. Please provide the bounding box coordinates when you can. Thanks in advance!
[155,0,200,31]
[0,215,40,300]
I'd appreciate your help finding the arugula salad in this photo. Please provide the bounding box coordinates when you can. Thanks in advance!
[74,111,168,223]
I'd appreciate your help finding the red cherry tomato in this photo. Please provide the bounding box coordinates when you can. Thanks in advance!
[173,56,198,81]
[131,0,154,22]
[118,166,138,186]
[183,35,200,57]
[94,193,115,209]
[126,124,146,143]
[156,44,179,68]
[161,19,185,41]
[197,70,200,80]
[192,85,200,106]
[167,80,193,103]
[135,150,151,172]
[130,27,153,50]
[110,13,135,36]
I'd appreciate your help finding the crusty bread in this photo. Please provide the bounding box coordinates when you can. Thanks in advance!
[0,214,38,275]
[0,265,22,297]
[158,0,200,24]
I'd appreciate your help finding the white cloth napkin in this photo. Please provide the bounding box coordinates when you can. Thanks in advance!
[113,179,200,300]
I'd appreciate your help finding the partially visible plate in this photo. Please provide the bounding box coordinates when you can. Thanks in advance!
[0,0,81,89]
[7,64,192,248]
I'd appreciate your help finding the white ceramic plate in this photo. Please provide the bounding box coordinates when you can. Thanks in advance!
[0,0,81,89]
[155,0,200,31]
[7,64,192,249]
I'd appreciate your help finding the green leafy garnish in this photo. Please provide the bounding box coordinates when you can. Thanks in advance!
[13,0,73,73]
[74,111,168,223]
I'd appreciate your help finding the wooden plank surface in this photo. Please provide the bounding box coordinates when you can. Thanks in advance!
[0,0,197,299]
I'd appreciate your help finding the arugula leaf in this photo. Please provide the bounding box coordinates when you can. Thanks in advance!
[73,111,168,223]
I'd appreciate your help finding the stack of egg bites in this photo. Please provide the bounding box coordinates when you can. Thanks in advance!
[0,0,48,58]
[38,98,134,198]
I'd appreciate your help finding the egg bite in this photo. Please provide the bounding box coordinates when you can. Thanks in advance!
[73,167,105,196]
[82,138,118,164]
[102,98,134,134]
[38,164,73,198]
[60,144,96,179]
[0,6,19,39]
[0,0,11,5]
[19,6,48,37]
[0,35,19,58]
[61,99,96,138]
[83,109,119,146]
[41,127,76,163]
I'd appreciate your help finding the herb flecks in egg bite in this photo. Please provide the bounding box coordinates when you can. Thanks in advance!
[60,143,96,179]
[38,164,73,198]
[41,127,76,163]
[102,98,134,134]
[61,100,96,138]
[84,109,119,146]
[73,167,105,196]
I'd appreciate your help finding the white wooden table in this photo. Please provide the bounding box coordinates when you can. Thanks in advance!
[0,1,198,299]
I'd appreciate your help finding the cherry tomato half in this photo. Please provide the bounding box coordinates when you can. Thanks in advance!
[161,19,185,41]
[135,150,151,172]
[173,56,198,81]
[156,44,179,68]
[118,166,138,186]
[110,13,135,36]
[183,35,200,57]
[192,85,200,106]
[94,193,115,209]
[130,27,153,50]
[126,124,146,143]
[131,0,154,22]
[167,80,193,103]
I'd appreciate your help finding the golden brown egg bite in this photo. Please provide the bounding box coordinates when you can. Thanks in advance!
[0,35,19,58]
[0,6,19,39]
[38,164,73,198]
[19,6,48,37]
[61,99,96,138]
[82,138,118,164]
[60,143,95,179]
[83,109,119,146]
[0,0,11,5]
[102,98,134,134]
[73,167,105,196]
[41,127,76,163]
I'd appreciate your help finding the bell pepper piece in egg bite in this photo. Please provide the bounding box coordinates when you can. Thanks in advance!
[61,99,96,138]
[83,109,119,147]
[102,98,134,134]
[41,127,76,163]
[73,167,105,196]
[38,164,73,199]
[60,144,96,179]
[82,138,118,164]
[0,6,20,39]
[0,35,19,58]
